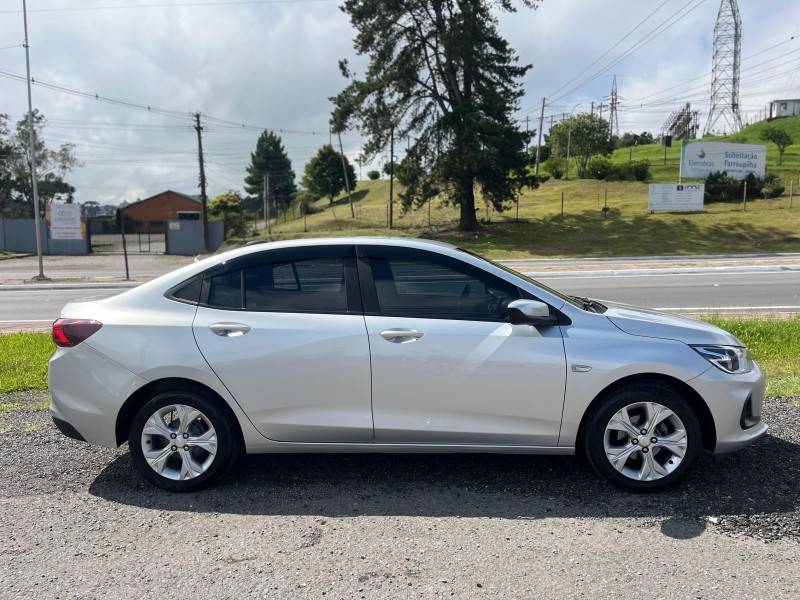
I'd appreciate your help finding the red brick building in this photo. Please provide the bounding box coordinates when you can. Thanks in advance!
[119,191,201,233]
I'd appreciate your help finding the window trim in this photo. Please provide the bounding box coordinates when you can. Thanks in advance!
[356,245,527,323]
[197,245,362,315]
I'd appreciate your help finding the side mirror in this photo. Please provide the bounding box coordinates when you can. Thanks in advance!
[508,299,558,326]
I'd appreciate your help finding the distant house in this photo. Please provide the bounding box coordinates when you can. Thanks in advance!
[769,99,800,119]
[118,190,201,233]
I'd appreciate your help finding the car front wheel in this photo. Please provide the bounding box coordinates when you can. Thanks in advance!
[583,384,703,491]
[129,390,239,492]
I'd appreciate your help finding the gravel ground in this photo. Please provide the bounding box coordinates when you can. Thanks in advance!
[1,392,798,599]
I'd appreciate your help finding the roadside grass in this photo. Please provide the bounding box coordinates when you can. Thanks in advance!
[705,316,800,398]
[0,332,53,394]
[233,177,800,259]
[0,318,797,404]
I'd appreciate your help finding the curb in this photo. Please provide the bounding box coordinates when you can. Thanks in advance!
[0,282,140,291]
[524,264,800,279]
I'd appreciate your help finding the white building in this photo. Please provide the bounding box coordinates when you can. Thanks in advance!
[769,99,800,119]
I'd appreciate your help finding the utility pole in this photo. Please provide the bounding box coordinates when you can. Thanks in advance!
[534,97,546,177]
[193,112,209,253]
[262,174,268,234]
[22,0,45,280]
[591,101,595,116]
[337,131,355,218]
[388,125,395,229]
[265,173,272,235]
[524,115,530,153]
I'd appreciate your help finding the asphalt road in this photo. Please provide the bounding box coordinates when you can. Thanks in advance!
[1,270,798,323]
[1,391,799,599]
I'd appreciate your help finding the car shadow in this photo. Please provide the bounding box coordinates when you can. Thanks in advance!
[89,432,799,539]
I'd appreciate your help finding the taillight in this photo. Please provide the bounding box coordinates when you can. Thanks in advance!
[52,319,103,348]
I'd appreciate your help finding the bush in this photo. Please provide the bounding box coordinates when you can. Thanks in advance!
[704,171,742,203]
[703,171,785,203]
[367,169,380,180]
[587,157,613,180]
[295,190,321,215]
[626,159,651,182]
[761,173,785,199]
[543,157,566,179]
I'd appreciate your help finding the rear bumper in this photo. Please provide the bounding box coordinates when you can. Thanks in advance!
[49,343,146,448]
[689,360,768,454]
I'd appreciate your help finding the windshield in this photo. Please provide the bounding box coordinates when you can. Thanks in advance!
[455,248,583,309]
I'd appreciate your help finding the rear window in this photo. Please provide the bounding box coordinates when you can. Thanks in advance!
[207,271,242,309]
[166,275,202,304]
[244,258,346,312]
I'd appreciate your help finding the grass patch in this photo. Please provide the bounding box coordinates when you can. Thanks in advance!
[704,316,800,397]
[0,332,53,393]
[1,318,798,404]
[237,176,800,260]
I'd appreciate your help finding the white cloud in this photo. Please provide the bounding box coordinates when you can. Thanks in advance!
[1,0,799,205]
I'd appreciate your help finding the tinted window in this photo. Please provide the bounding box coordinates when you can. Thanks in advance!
[244,258,347,312]
[207,271,242,309]
[168,275,202,304]
[370,256,519,320]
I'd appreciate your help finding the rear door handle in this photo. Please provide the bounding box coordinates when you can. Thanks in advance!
[380,329,424,343]
[209,322,251,337]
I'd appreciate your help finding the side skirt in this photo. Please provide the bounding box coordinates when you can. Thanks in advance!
[244,442,576,455]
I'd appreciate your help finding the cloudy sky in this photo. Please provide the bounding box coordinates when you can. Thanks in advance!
[1,0,799,206]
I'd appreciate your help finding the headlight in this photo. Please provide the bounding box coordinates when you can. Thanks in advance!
[692,345,752,374]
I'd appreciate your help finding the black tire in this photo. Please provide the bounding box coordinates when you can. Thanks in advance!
[583,383,703,492]
[129,390,240,492]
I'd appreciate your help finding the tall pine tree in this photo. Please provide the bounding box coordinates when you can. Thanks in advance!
[244,131,297,210]
[332,0,540,230]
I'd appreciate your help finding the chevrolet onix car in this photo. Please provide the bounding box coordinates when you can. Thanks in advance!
[49,238,766,492]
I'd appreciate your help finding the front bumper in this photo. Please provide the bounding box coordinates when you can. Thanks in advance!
[689,360,768,453]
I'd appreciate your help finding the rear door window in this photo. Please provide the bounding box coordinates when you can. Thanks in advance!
[244,257,347,312]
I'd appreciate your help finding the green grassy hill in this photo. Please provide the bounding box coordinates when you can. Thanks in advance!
[612,115,800,183]
[241,175,800,259]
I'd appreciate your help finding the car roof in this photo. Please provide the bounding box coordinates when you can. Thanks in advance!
[230,236,457,260]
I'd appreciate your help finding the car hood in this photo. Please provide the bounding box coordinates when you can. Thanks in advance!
[601,300,743,346]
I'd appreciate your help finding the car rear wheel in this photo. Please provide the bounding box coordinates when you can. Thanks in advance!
[583,384,702,492]
[129,390,240,492]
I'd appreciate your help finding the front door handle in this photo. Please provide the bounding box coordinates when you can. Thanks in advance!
[209,322,251,337]
[380,329,424,343]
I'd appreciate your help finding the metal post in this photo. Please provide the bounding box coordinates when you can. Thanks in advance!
[742,180,748,211]
[22,0,45,280]
[561,191,565,221]
[119,211,130,281]
[790,180,794,209]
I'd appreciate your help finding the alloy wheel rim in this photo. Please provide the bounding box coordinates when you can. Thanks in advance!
[603,401,688,482]
[140,404,218,481]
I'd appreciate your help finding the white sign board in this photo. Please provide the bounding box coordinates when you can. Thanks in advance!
[49,204,83,240]
[680,141,766,180]
[169,221,181,230]
[648,183,704,213]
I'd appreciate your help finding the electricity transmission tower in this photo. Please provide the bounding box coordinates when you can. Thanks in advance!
[704,0,743,135]
[607,75,620,139]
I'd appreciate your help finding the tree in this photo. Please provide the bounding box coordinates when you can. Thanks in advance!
[549,113,614,178]
[0,111,78,218]
[760,126,793,165]
[331,0,540,231]
[366,169,381,180]
[302,144,356,204]
[209,191,246,237]
[244,130,297,210]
